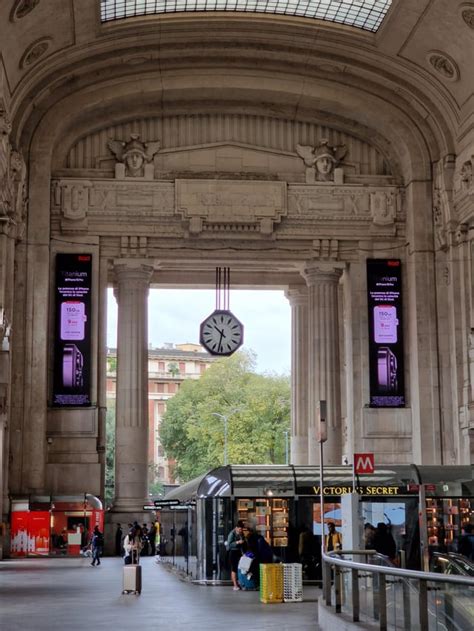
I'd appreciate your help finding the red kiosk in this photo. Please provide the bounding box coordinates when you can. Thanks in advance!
[10,494,104,557]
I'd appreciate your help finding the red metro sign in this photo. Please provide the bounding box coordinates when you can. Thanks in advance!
[354,453,375,474]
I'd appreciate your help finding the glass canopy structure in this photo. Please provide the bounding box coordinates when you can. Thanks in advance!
[100,0,392,32]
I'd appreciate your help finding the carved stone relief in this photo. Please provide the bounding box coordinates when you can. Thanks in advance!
[370,191,397,226]
[9,0,40,22]
[433,157,455,251]
[296,139,347,183]
[427,50,460,81]
[67,115,390,178]
[51,177,403,244]
[175,179,287,236]
[288,185,400,227]
[20,37,51,69]
[107,134,160,179]
[460,4,474,29]
[0,107,27,239]
[460,158,473,191]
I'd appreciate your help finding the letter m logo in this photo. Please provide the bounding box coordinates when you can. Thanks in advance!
[354,453,375,474]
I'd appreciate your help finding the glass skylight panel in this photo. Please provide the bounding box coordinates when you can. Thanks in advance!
[101,0,392,32]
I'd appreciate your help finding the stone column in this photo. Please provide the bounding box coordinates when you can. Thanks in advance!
[113,261,153,513]
[303,263,343,465]
[285,286,309,465]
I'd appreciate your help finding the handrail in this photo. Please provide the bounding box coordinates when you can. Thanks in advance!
[320,548,474,630]
[324,549,474,586]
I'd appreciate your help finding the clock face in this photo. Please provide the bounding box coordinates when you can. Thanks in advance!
[199,309,244,356]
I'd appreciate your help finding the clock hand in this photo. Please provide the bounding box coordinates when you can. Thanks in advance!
[217,329,225,352]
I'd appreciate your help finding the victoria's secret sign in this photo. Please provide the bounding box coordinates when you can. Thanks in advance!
[367,259,405,407]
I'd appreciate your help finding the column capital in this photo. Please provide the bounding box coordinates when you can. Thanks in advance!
[302,261,344,287]
[285,284,308,307]
[113,260,154,297]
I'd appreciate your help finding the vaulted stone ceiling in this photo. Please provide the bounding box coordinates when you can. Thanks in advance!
[0,0,472,172]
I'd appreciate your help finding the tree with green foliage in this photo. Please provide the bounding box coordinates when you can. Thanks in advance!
[160,350,290,482]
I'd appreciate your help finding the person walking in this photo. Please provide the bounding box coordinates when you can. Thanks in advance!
[123,526,143,565]
[90,525,103,567]
[325,522,342,552]
[226,520,245,591]
[148,522,157,557]
[115,523,123,556]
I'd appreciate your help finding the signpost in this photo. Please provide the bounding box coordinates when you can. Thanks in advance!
[154,499,180,507]
[354,453,375,475]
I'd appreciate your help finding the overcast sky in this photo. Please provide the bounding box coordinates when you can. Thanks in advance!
[107,288,291,375]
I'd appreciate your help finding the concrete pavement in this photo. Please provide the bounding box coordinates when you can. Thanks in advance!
[0,556,320,630]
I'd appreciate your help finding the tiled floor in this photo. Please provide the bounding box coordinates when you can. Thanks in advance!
[0,557,320,630]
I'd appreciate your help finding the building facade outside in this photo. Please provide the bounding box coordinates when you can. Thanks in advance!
[106,343,215,486]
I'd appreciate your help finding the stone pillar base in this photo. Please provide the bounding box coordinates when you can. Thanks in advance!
[291,435,309,465]
[308,426,320,465]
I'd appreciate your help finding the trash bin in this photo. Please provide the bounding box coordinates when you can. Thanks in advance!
[259,563,284,603]
[283,563,303,602]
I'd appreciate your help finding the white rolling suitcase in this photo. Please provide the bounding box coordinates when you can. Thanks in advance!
[123,550,142,595]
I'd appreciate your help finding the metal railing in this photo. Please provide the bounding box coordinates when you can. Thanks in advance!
[321,549,474,631]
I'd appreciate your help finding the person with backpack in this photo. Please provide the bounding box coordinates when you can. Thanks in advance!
[90,525,104,567]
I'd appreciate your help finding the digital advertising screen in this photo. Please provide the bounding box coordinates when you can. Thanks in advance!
[52,253,92,407]
[367,259,405,408]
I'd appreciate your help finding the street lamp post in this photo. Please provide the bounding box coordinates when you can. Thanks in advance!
[212,408,242,466]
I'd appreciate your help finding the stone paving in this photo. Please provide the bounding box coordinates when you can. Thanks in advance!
[0,556,320,631]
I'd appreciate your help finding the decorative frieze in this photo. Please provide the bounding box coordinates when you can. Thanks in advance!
[51,177,403,243]
[67,115,390,178]
[288,185,401,226]
[175,179,287,236]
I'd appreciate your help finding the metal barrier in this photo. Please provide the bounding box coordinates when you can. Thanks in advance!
[321,549,474,630]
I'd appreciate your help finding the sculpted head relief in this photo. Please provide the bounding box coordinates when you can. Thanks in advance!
[296,139,347,182]
[107,133,161,178]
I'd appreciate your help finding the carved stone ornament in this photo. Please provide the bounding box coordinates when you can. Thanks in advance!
[0,106,27,240]
[0,108,14,220]
[20,37,51,69]
[370,191,397,226]
[175,179,287,235]
[10,0,40,22]
[460,4,474,29]
[460,158,473,191]
[296,139,347,183]
[55,179,92,232]
[107,134,160,179]
[427,50,460,81]
[432,159,455,251]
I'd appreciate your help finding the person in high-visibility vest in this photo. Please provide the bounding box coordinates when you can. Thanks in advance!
[325,522,342,552]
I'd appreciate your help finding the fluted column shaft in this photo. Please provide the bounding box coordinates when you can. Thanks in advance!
[113,262,153,511]
[303,263,343,465]
[285,286,309,465]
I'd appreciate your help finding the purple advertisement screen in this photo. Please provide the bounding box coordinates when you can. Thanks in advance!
[52,253,92,407]
[367,259,405,408]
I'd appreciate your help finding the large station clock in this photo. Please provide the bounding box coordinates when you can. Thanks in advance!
[199,309,244,356]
